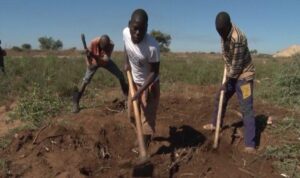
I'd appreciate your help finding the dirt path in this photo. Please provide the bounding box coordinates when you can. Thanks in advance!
[0,85,291,178]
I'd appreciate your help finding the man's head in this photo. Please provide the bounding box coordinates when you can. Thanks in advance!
[215,11,232,40]
[129,9,148,44]
[99,35,110,51]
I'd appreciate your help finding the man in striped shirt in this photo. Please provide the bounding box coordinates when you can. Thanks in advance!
[203,12,256,153]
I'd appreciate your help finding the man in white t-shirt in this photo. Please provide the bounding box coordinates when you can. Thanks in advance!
[123,9,160,148]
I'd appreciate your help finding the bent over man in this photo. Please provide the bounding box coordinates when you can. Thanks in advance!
[72,35,128,113]
[203,12,256,153]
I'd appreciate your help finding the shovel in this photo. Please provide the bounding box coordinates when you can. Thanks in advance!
[126,71,147,160]
[213,66,227,149]
[126,71,154,177]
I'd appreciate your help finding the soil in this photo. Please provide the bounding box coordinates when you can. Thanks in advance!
[0,84,293,178]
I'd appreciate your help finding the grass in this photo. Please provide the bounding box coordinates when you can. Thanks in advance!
[0,137,10,150]
[0,158,7,175]
[265,142,300,177]
[1,53,299,121]
[9,83,64,127]
[254,56,300,110]
[0,52,300,176]
[263,116,300,177]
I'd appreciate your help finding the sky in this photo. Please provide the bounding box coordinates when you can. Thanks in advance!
[0,0,299,54]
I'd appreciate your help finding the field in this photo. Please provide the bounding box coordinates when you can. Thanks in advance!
[0,51,299,178]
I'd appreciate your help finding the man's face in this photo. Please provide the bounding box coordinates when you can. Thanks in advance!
[216,25,231,40]
[129,18,147,44]
[99,41,109,52]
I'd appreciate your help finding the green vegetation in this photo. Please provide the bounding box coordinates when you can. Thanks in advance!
[0,137,10,150]
[266,144,300,178]
[38,36,63,50]
[0,158,7,175]
[10,83,64,127]
[0,52,299,175]
[1,53,299,114]
[150,30,172,52]
[264,117,300,177]
[11,46,22,52]
[21,43,32,50]
[255,56,300,109]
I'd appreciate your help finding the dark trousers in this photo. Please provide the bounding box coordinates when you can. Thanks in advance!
[82,60,128,96]
[0,57,4,74]
[211,79,256,147]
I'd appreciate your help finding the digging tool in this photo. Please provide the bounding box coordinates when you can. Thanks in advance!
[126,70,147,160]
[81,33,97,69]
[127,87,133,120]
[127,72,153,178]
[213,66,227,149]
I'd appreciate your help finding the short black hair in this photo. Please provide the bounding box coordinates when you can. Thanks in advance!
[99,35,110,49]
[215,11,231,30]
[131,9,148,23]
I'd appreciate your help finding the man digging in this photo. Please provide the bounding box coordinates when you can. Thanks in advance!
[203,12,256,153]
[72,35,128,113]
[123,9,160,149]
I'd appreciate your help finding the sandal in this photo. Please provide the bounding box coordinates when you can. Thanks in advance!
[203,124,216,131]
[244,147,257,154]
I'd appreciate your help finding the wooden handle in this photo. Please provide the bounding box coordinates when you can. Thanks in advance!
[127,71,147,158]
[213,66,227,149]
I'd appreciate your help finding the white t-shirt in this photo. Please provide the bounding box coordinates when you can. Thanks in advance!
[123,27,160,85]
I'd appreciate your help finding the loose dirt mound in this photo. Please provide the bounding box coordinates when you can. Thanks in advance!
[273,44,300,58]
[0,85,288,178]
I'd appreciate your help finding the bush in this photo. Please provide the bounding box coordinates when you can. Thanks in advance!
[11,83,64,127]
[265,144,300,178]
[150,30,171,52]
[38,36,63,50]
[275,57,300,106]
[255,56,300,108]
[21,44,31,50]
[11,46,22,52]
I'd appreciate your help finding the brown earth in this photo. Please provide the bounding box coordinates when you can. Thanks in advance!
[0,84,293,178]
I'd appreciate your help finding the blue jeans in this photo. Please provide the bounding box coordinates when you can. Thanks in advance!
[82,60,128,95]
[211,79,256,147]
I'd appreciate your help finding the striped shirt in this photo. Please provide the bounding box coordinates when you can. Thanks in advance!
[221,24,255,80]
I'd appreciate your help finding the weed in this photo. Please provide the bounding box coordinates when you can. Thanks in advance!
[0,137,10,150]
[255,56,300,109]
[10,83,64,127]
[0,159,7,174]
[265,144,300,178]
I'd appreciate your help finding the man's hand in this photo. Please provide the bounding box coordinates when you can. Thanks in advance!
[85,49,92,58]
[131,90,141,101]
[124,63,131,71]
[221,77,237,92]
[220,82,227,91]
[102,54,109,62]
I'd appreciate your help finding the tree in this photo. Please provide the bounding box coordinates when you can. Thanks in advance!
[52,40,63,50]
[38,36,63,50]
[22,43,31,50]
[250,49,258,55]
[11,46,22,51]
[150,30,171,52]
